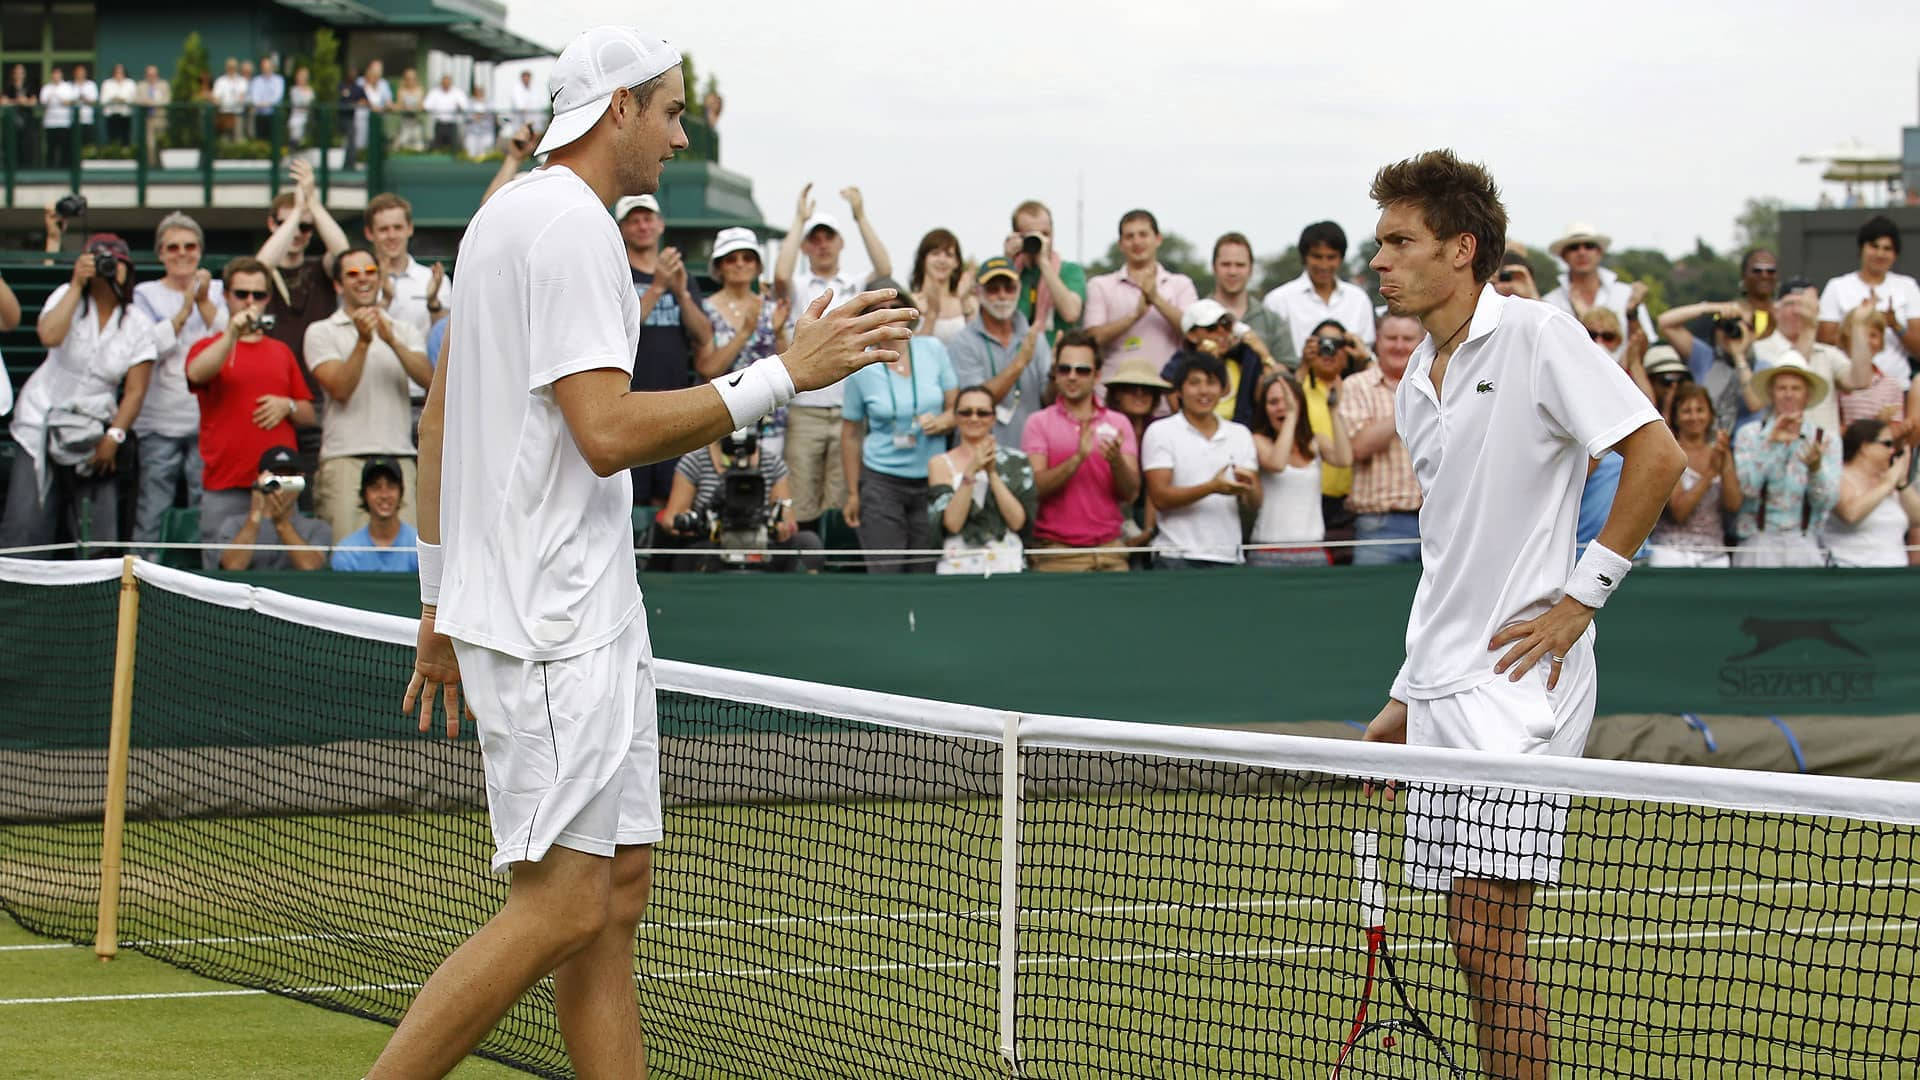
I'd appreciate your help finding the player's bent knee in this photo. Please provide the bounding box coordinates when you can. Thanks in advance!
[605,845,653,929]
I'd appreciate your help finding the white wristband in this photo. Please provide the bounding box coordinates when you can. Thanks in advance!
[417,540,443,607]
[712,355,795,430]
[1564,541,1631,610]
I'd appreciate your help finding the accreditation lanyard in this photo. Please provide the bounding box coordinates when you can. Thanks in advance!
[885,355,920,432]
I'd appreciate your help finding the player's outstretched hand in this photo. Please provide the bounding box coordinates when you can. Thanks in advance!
[1489,594,1594,690]
[1359,699,1407,800]
[403,607,471,740]
[782,289,918,393]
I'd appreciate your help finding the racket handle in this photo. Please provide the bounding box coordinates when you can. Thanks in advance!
[1353,830,1386,930]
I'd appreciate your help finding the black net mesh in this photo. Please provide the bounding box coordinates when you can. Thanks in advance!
[1,565,1917,1078]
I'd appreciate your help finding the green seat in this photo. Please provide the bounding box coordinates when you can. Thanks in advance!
[813,507,859,551]
[158,506,200,569]
[632,505,658,570]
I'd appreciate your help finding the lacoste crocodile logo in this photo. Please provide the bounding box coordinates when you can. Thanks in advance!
[1475,380,1494,394]
[1725,618,1868,661]
[1597,574,1613,587]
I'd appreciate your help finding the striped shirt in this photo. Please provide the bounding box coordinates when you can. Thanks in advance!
[1336,365,1421,514]
[1838,370,1907,429]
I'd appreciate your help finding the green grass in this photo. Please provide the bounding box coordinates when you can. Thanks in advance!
[4,786,1918,1078]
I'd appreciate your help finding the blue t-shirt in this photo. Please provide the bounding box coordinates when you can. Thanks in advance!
[842,337,957,480]
[330,521,420,573]
[426,316,448,369]
[1576,454,1649,559]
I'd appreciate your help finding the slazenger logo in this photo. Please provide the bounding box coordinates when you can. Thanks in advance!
[1718,616,1874,704]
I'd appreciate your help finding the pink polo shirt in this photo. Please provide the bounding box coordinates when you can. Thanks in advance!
[1082,263,1198,389]
[1020,401,1137,546]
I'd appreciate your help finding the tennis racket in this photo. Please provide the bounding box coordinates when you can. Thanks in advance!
[1329,831,1466,1079]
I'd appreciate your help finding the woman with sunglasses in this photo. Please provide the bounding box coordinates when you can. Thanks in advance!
[927,385,1036,574]
[129,212,227,551]
[1248,369,1349,567]
[1822,419,1920,567]
[1579,308,1655,402]
[1648,384,1741,568]
[702,228,791,459]
[840,279,957,572]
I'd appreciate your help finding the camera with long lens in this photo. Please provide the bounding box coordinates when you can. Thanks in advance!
[256,471,306,495]
[679,429,782,569]
[1715,315,1746,338]
[54,193,86,219]
[1021,234,1043,258]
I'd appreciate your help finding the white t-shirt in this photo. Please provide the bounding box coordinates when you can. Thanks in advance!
[1141,412,1258,563]
[304,308,425,459]
[436,165,642,662]
[1817,270,1920,385]
[422,87,466,123]
[785,267,862,408]
[8,285,158,473]
[1262,273,1378,357]
[132,279,228,438]
[39,82,75,127]
[1392,284,1660,702]
[211,74,248,113]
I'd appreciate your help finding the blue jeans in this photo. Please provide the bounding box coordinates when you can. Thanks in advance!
[133,433,202,547]
[1153,554,1238,571]
[1352,511,1420,566]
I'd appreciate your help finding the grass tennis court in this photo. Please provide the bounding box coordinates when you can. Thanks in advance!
[5,784,1916,1078]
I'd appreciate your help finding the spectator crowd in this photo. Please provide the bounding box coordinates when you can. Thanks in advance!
[3,145,1919,575]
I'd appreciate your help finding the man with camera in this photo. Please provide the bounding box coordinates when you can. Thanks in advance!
[330,456,417,573]
[1492,248,1540,299]
[187,256,315,567]
[213,445,330,571]
[1160,298,1270,427]
[1005,200,1086,342]
[654,428,822,572]
[305,248,430,541]
[1657,300,1773,434]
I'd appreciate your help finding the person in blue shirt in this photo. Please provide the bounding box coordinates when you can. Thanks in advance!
[330,456,418,572]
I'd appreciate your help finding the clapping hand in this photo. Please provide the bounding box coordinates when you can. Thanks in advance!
[794,182,815,221]
[658,247,687,291]
[192,268,213,301]
[352,305,381,342]
[839,186,865,219]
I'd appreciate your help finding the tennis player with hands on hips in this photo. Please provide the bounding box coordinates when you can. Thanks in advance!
[376,26,917,1080]
[1359,150,1684,1080]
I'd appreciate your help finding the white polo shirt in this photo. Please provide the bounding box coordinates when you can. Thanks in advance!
[1141,411,1257,564]
[1262,272,1378,357]
[785,266,862,409]
[1541,266,1657,362]
[436,165,641,663]
[1391,285,1660,701]
[1817,270,1920,386]
[384,255,444,401]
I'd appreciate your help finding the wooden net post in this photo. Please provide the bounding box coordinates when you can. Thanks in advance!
[93,555,140,961]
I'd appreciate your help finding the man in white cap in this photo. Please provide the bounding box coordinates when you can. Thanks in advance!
[772,182,895,527]
[1159,297,1272,426]
[384,26,917,1079]
[1541,223,1654,361]
[614,190,715,505]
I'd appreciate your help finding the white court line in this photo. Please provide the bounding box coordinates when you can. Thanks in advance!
[4,873,1914,954]
[5,917,1914,1004]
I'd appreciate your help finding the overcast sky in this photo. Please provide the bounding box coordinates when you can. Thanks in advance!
[504,0,1920,282]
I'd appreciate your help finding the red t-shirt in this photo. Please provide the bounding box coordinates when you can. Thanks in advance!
[188,334,312,492]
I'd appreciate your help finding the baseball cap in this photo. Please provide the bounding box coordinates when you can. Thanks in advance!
[976,256,1019,287]
[613,193,660,220]
[1180,298,1232,334]
[801,212,841,239]
[360,456,404,489]
[257,446,300,475]
[535,26,682,157]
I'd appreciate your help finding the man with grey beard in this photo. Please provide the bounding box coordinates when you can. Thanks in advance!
[948,255,1053,443]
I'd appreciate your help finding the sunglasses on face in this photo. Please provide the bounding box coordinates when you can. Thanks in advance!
[341,267,380,280]
[161,241,200,254]
[229,288,270,301]
[1564,241,1600,253]
[1747,266,1778,276]
[954,407,994,419]
[1589,330,1621,345]
[1054,363,1095,376]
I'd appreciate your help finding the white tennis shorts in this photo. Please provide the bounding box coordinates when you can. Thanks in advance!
[1403,624,1598,891]
[453,618,664,874]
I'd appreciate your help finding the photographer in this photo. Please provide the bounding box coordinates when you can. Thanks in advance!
[1300,318,1365,560]
[186,257,315,565]
[214,445,330,571]
[1159,298,1269,427]
[655,429,823,573]
[1658,301,1764,433]
[1492,248,1540,299]
[0,236,156,553]
[1004,199,1086,341]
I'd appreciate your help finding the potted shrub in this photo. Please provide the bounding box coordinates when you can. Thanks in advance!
[162,31,210,170]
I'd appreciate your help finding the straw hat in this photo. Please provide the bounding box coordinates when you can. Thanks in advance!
[1104,355,1172,391]
[1549,223,1612,259]
[1750,350,1830,409]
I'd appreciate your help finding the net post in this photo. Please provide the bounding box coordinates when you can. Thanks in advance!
[93,555,140,961]
[996,710,1021,1074]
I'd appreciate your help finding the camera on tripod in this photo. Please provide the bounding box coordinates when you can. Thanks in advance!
[672,429,782,568]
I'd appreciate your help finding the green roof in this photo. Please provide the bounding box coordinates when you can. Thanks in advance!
[270,0,552,58]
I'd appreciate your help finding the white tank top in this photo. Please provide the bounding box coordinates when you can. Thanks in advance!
[932,314,967,343]
[1821,489,1909,567]
[1252,457,1325,543]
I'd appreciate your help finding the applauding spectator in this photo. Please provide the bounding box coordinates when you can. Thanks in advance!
[1756,285,1856,436]
[909,229,974,342]
[1823,420,1920,567]
[258,158,352,382]
[1103,356,1172,551]
[948,257,1052,444]
[330,457,417,572]
[304,248,430,542]
[1084,210,1198,389]
[364,193,444,340]
[1007,199,1085,341]
[1,238,156,552]
[928,386,1037,575]
[131,213,226,550]
[1022,330,1139,572]
[1248,369,1350,567]
[1838,294,1920,431]
[1817,216,1920,378]
[1542,222,1655,359]
[1162,298,1271,426]
[1262,221,1376,357]
[1210,232,1296,370]
[840,284,957,573]
[215,446,329,571]
[616,192,714,503]
[1732,355,1840,567]
[702,228,791,457]
[1143,351,1260,567]
[1339,312,1422,564]
[1649,384,1741,567]
[657,428,823,573]
[187,257,316,566]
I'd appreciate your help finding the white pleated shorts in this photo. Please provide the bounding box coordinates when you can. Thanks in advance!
[453,618,663,874]
[1403,625,1598,891]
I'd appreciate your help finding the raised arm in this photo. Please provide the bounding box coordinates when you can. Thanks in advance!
[36,261,90,347]
[841,186,891,281]
[773,184,812,293]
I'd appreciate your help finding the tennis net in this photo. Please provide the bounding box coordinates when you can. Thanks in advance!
[1,557,1917,1078]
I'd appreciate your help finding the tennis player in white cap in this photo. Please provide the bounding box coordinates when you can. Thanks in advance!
[379,26,916,1078]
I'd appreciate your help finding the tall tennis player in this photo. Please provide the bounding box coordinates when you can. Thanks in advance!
[1359,151,1685,1080]
[375,26,917,1079]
